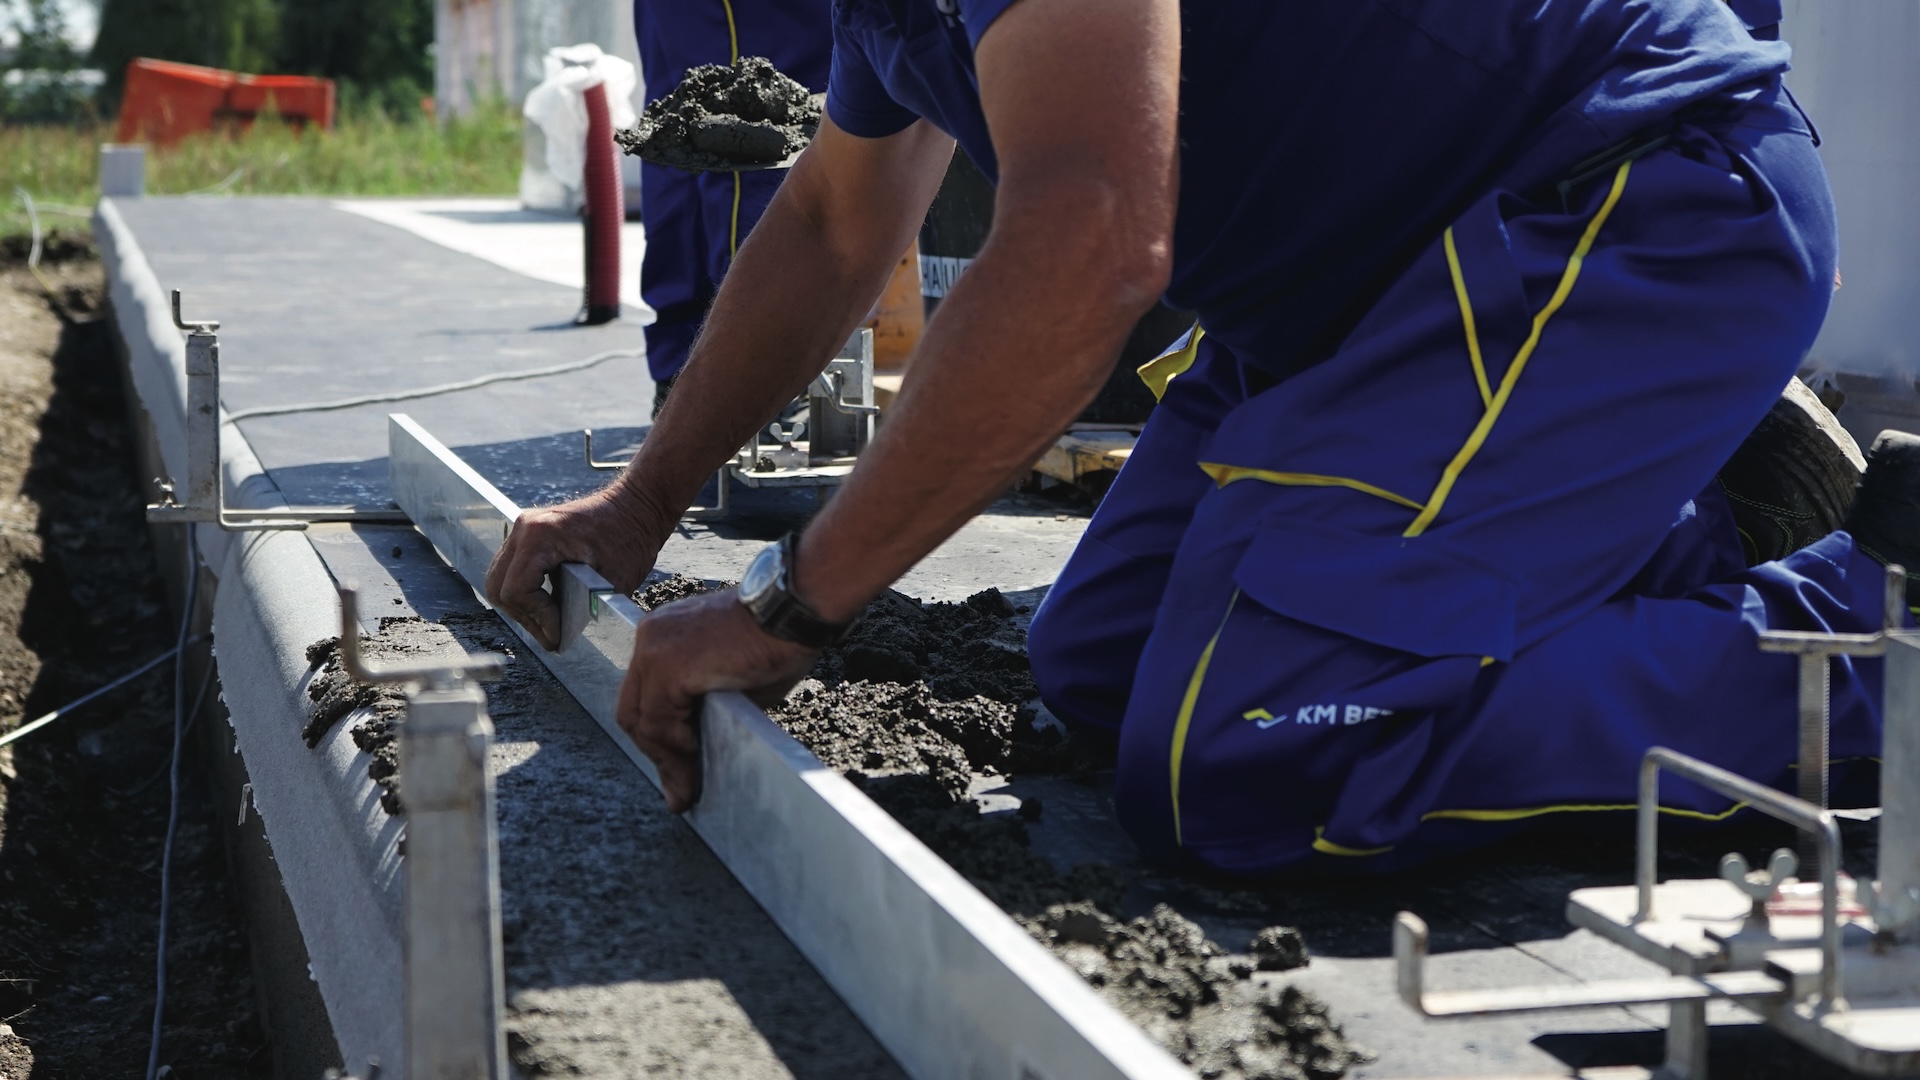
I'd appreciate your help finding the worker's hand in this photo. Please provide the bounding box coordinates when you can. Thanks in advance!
[484,487,671,651]
[618,589,818,812]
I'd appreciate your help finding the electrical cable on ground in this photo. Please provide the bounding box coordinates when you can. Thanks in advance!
[0,636,204,750]
[111,660,218,799]
[146,528,200,1080]
[10,187,88,324]
[185,168,246,197]
[222,346,647,422]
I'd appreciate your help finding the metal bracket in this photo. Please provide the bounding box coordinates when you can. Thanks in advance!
[577,328,876,522]
[337,587,506,1080]
[145,290,414,531]
[582,429,731,519]
[1756,563,1906,817]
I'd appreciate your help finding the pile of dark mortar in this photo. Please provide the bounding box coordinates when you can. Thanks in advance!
[640,575,1365,1079]
[304,617,452,816]
[616,56,819,171]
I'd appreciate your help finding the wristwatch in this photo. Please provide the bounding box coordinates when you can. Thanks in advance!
[737,532,858,648]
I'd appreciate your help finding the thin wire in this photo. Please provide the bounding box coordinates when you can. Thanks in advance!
[11,187,81,324]
[146,528,200,1080]
[185,168,245,197]
[0,638,202,750]
[222,347,645,422]
[111,660,217,798]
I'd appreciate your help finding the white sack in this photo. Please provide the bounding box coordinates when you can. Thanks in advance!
[522,43,638,193]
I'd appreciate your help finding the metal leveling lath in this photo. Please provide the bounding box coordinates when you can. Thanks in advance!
[386,412,1190,1080]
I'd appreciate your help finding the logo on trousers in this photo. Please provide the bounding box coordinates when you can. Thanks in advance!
[1243,705,1392,729]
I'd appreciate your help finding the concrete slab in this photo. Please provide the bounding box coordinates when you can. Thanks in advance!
[332,198,651,315]
[100,196,908,1077]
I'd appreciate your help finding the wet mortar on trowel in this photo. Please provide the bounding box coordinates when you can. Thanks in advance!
[617,57,820,172]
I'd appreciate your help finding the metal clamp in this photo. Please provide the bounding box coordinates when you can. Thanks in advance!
[337,587,505,689]
[1757,563,1906,817]
[146,290,414,531]
[583,428,627,471]
[336,586,507,1080]
[1720,848,1799,930]
[581,429,731,520]
[812,370,882,416]
[170,288,218,333]
[1635,748,1846,1010]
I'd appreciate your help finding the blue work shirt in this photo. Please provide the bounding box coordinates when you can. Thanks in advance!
[635,0,833,102]
[827,0,1792,377]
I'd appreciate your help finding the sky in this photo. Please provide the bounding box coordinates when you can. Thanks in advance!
[0,0,100,54]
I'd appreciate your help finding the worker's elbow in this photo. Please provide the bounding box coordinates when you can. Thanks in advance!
[1112,232,1174,316]
[995,173,1173,318]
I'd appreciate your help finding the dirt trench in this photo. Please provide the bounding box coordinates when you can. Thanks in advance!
[0,243,269,1078]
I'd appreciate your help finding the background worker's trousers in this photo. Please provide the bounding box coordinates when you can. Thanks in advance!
[1028,89,1883,876]
[641,163,786,384]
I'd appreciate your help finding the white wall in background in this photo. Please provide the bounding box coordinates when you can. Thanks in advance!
[1784,0,1920,378]
[434,0,516,118]
[434,0,642,118]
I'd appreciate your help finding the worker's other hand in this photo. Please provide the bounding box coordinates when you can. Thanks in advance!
[484,488,670,651]
[619,590,818,812]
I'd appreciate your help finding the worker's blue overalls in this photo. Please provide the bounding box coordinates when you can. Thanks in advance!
[634,0,832,383]
[828,0,1882,875]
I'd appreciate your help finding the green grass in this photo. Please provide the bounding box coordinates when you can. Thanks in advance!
[2,101,523,246]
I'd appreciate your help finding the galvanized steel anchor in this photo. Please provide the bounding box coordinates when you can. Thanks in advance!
[144,290,412,530]
[337,586,509,1080]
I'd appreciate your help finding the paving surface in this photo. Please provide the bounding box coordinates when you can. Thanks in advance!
[368,568,902,1078]
[110,196,1879,1079]
[110,197,912,1076]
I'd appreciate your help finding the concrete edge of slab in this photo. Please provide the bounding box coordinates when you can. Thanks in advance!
[390,415,1195,1080]
[96,198,405,1072]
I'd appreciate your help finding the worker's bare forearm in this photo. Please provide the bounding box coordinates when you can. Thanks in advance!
[790,0,1180,624]
[615,120,953,525]
[793,181,1171,623]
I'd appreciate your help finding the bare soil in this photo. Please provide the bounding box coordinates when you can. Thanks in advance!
[0,249,268,1078]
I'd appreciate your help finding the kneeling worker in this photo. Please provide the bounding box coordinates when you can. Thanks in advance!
[490,0,1902,875]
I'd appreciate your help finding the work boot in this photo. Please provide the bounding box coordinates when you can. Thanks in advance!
[1843,429,1920,603]
[1716,378,1864,566]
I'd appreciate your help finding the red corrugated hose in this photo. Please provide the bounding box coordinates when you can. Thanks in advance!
[580,80,623,325]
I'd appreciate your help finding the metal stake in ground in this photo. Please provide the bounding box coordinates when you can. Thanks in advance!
[336,587,508,1080]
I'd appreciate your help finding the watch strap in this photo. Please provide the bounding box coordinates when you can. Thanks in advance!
[757,533,858,648]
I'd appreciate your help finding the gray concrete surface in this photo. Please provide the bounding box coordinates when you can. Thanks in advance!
[102,196,908,1077]
[102,195,1876,1080]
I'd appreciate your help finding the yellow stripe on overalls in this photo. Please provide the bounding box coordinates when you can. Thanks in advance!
[1162,160,1635,852]
[1198,464,1426,511]
[720,0,744,259]
[1137,325,1204,401]
[1443,228,1494,409]
[1168,588,1239,846]
[1403,160,1632,537]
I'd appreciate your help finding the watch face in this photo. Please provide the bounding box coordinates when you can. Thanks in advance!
[740,542,781,604]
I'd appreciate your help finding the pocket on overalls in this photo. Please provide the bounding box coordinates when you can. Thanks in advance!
[1156,516,1521,871]
[1232,516,1519,663]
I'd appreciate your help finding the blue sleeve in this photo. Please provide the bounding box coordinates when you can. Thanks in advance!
[825,19,922,139]
[959,0,1021,49]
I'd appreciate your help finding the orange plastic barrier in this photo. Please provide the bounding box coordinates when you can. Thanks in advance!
[115,58,336,146]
